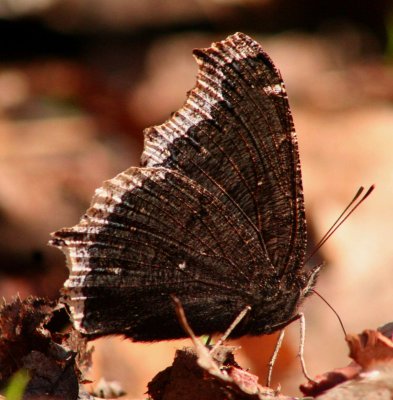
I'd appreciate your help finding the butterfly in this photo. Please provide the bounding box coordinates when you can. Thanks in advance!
[50,32,320,342]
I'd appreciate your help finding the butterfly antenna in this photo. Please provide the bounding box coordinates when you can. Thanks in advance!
[311,289,347,337]
[306,185,375,263]
[312,186,364,249]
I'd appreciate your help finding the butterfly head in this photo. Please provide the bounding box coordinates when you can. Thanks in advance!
[300,264,322,298]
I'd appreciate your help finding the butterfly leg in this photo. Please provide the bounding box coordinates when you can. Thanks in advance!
[298,312,315,382]
[266,329,285,387]
[210,305,252,353]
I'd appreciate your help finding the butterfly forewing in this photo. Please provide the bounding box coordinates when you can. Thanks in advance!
[142,32,306,275]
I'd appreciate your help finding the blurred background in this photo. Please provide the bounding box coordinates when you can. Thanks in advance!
[0,0,393,398]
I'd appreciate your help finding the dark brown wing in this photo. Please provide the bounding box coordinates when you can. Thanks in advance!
[52,167,268,339]
[142,32,306,276]
[50,32,307,340]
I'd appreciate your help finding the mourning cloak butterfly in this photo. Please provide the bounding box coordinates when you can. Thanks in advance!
[50,32,320,341]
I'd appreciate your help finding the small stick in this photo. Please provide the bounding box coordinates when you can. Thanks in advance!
[171,295,228,379]
[171,295,198,341]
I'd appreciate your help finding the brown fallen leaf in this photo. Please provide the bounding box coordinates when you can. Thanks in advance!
[300,324,393,398]
[0,296,54,384]
[148,297,295,400]
[300,362,361,397]
[347,329,393,370]
[0,296,92,399]
[147,346,294,400]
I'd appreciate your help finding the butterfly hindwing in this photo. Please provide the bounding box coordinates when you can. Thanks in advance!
[53,167,268,338]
